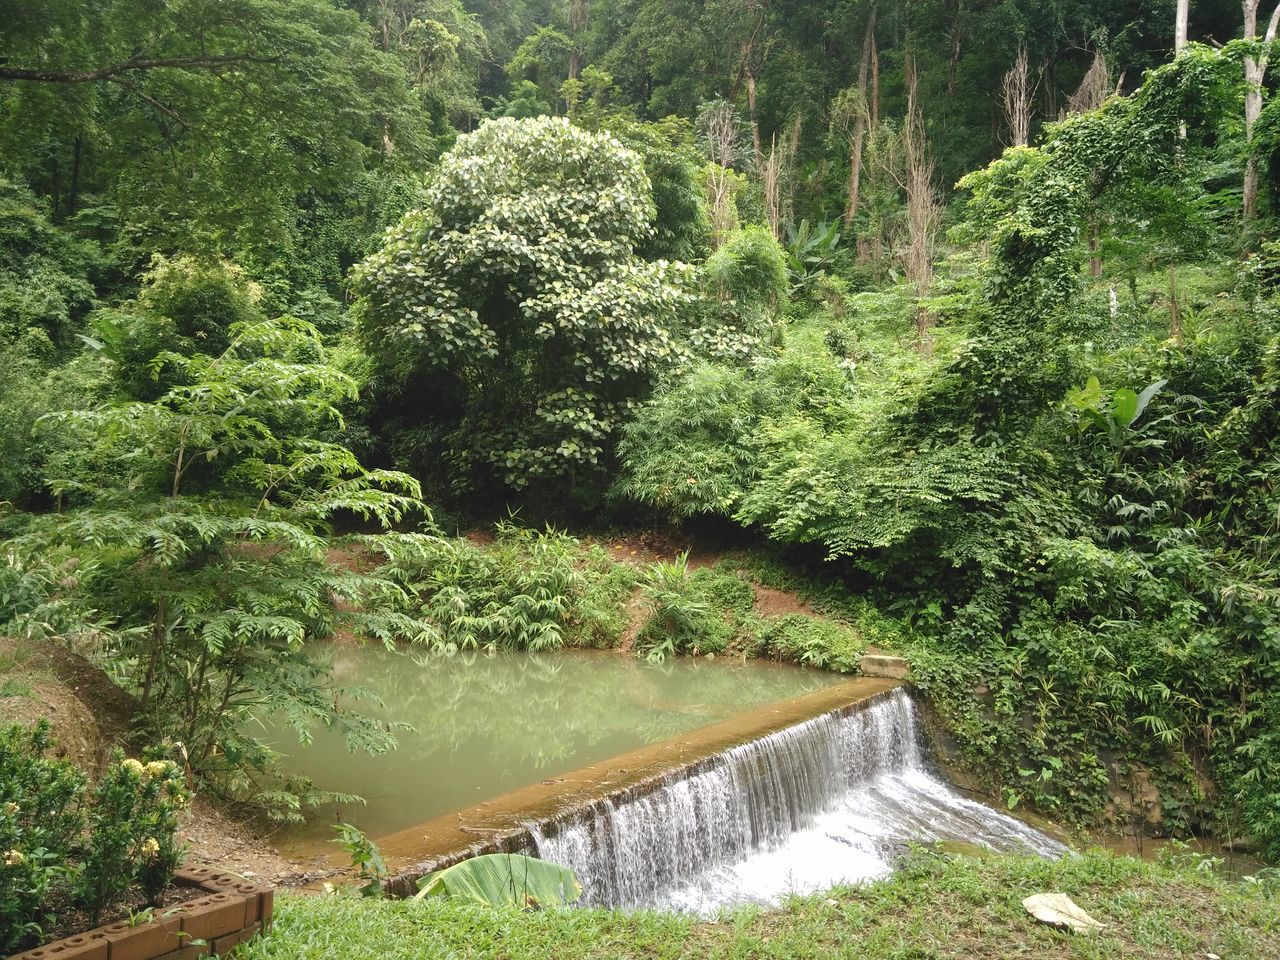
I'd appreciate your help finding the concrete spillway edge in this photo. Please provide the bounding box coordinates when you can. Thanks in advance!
[377,676,903,898]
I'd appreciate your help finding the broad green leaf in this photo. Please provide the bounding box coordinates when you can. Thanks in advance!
[1110,388,1139,429]
[1131,378,1168,425]
[414,853,581,909]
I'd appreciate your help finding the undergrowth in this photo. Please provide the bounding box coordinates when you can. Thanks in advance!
[237,848,1280,960]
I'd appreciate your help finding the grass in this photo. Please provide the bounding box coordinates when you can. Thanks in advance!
[239,849,1280,960]
[0,641,45,700]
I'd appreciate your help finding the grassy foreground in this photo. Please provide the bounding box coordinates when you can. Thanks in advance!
[239,850,1280,960]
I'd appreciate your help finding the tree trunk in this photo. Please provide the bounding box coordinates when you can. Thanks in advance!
[49,155,61,222]
[747,68,763,169]
[870,34,880,127]
[1176,0,1190,53]
[1088,220,1103,277]
[903,52,939,350]
[1169,266,1182,341]
[1001,46,1033,147]
[947,0,964,97]
[1043,56,1058,119]
[1242,1,1280,221]
[68,136,83,216]
[845,4,877,228]
[569,0,589,80]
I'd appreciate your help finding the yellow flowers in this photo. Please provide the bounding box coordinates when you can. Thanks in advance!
[3,849,24,867]
[121,758,145,777]
[140,837,160,860]
[2,802,19,817]
[145,760,171,779]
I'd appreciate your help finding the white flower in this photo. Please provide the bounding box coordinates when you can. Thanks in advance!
[3,849,24,867]
[121,758,145,777]
[2,802,19,817]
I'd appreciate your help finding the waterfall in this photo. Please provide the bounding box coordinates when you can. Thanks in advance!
[529,688,1066,912]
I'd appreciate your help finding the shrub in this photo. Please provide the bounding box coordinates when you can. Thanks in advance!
[633,556,755,660]
[371,523,638,652]
[705,226,788,307]
[0,338,107,508]
[135,255,264,353]
[0,721,86,954]
[0,725,189,953]
[0,179,99,347]
[755,614,866,673]
[21,316,433,812]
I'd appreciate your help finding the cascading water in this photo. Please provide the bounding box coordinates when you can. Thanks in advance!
[530,688,1066,913]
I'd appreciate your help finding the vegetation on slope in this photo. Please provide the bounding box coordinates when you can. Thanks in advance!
[7,0,1280,934]
[239,849,1280,960]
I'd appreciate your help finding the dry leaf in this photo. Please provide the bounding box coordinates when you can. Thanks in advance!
[1022,893,1106,935]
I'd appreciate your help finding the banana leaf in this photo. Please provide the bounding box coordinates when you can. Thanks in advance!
[413,853,582,909]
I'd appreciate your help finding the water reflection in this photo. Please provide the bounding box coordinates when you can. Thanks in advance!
[265,645,840,851]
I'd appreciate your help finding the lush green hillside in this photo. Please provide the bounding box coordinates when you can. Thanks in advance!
[5,1,1280,952]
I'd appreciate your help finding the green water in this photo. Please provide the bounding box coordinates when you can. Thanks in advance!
[266,646,840,853]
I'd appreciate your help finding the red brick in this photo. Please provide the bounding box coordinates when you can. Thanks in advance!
[11,932,111,960]
[179,895,245,943]
[235,885,263,924]
[150,943,210,960]
[172,866,219,889]
[102,915,182,960]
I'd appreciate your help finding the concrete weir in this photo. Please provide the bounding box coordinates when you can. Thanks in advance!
[378,676,903,897]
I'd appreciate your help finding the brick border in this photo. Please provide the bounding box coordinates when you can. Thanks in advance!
[8,867,273,960]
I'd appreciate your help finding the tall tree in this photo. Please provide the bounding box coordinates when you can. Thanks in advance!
[902,52,941,347]
[838,2,878,229]
[1001,45,1034,148]
[1242,0,1280,220]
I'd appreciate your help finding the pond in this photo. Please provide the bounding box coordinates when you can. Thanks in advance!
[264,645,842,853]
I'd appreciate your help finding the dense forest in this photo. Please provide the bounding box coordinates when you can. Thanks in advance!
[5,0,1280,955]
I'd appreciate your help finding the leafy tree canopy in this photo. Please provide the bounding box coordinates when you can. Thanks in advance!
[355,116,693,497]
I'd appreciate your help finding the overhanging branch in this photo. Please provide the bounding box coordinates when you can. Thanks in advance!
[0,53,279,83]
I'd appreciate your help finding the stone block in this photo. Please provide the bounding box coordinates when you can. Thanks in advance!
[860,654,911,680]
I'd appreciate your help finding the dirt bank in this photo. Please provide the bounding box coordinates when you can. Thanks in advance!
[0,637,312,885]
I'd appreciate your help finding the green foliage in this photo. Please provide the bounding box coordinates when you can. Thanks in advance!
[355,116,693,495]
[594,115,712,264]
[77,754,189,922]
[134,256,265,353]
[711,226,788,305]
[1067,376,1168,449]
[0,179,99,346]
[371,523,637,652]
[505,27,573,108]
[633,557,758,661]
[414,853,581,909]
[333,823,389,898]
[0,341,107,508]
[783,220,844,297]
[0,0,428,266]
[16,316,436,813]
[0,720,85,954]
[0,726,188,953]
[754,614,865,673]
